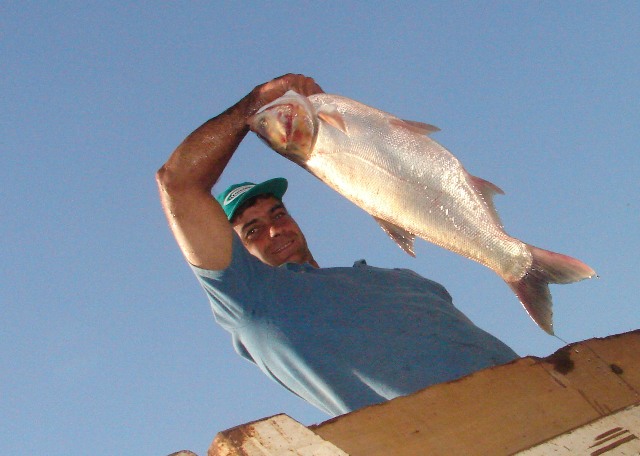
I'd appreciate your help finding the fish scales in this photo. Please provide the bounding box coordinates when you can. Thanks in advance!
[306,94,531,281]
[249,90,596,334]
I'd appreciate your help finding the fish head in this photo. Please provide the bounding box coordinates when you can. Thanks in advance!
[249,90,317,165]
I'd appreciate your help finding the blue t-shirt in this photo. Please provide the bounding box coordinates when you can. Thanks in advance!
[192,235,517,416]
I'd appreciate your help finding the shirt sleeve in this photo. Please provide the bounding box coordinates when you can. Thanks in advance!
[189,234,274,330]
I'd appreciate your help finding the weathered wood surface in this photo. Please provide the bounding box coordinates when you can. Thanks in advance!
[312,330,640,455]
[206,330,640,455]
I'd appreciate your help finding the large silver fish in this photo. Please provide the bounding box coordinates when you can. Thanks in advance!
[248,90,596,334]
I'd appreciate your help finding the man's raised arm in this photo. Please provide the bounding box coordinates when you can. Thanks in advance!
[156,74,323,270]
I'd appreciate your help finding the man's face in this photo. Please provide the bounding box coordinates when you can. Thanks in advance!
[232,196,315,267]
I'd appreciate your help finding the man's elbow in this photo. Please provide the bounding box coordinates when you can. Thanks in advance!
[156,164,185,195]
[156,165,194,212]
[156,164,213,211]
[156,164,169,188]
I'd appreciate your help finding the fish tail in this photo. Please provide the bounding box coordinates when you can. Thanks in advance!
[506,246,597,335]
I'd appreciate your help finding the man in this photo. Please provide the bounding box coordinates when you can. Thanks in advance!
[157,74,518,416]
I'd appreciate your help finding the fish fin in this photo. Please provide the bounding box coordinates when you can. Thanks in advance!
[469,175,505,227]
[317,105,348,134]
[374,217,416,257]
[389,118,440,136]
[506,246,597,335]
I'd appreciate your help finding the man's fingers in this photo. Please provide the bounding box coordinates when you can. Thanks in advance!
[258,74,322,100]
[285,74,323,96]
[247,74,323,116]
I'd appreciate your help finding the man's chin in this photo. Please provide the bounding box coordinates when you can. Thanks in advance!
[272,250,306,267]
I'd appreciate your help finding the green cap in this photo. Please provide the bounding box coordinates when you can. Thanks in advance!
[216,177,288,220]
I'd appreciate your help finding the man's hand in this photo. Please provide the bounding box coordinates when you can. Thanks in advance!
[245,74,324,117]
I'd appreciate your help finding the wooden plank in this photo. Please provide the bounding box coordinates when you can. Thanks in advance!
[517,403,640,455]
[578,330,640,393]
[311,330,640,456]
[209,414,348,456]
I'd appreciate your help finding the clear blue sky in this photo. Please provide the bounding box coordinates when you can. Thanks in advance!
[3,2,638,455]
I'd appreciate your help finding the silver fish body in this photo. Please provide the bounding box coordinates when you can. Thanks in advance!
[303,94,530,281]
[249,91,596,334]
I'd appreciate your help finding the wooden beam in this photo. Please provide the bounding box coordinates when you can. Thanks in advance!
[312,330,640,455]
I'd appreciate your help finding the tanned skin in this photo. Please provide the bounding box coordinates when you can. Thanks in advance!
[232,195,318,268]
[157,74,323,270]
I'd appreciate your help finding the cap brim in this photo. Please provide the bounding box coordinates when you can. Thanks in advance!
[227,177,288,220]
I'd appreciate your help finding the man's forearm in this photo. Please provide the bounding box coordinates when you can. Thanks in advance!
[158,74,323,193]
[157,92,257,193]
[154,89,261,270]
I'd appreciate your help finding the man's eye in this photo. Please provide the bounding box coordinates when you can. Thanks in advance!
[246,228,259,239]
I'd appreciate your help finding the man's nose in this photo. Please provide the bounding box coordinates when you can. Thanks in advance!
[269,223,283,238]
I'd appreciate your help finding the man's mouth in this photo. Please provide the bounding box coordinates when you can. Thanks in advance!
[271,240,294,255]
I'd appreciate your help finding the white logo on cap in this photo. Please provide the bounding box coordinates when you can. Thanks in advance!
[223,184,255,206]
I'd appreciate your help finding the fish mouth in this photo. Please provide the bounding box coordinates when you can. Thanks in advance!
[249,104,295,150]
[278,105,294,146]
[249,92,316,162]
